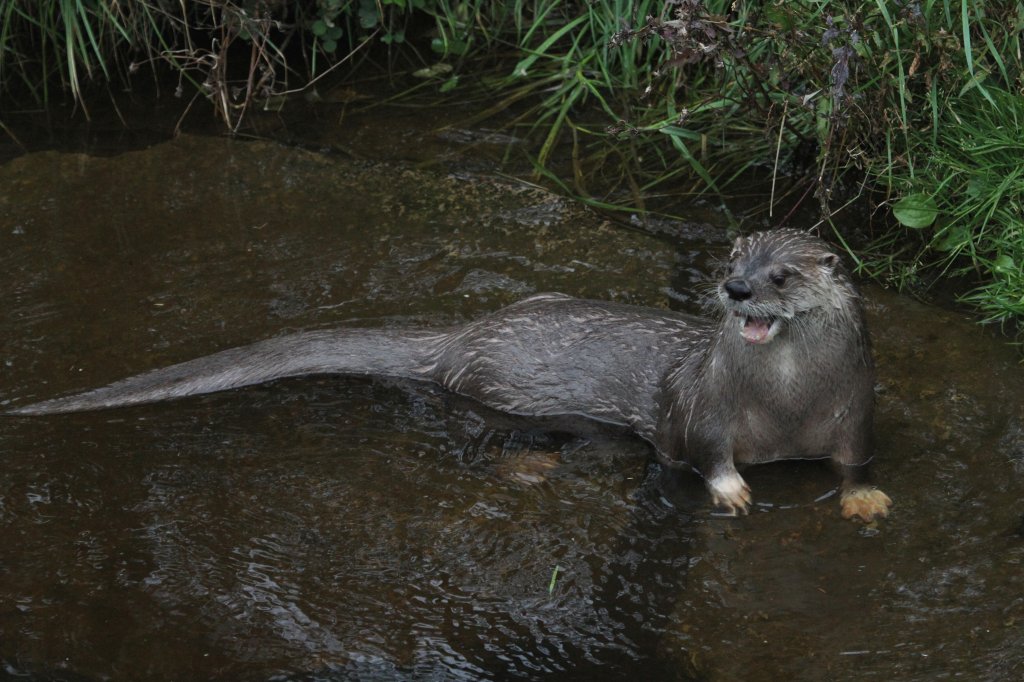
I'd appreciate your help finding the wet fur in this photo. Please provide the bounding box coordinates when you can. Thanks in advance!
[8,229,891,520]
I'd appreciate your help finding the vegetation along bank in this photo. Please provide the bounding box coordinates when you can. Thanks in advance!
[1,1,1021,335]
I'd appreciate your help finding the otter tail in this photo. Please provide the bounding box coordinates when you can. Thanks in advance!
[8,328,441,415]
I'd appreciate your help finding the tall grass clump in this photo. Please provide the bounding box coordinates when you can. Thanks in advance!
[0,1,166,115]
[851,2,1023,333]
[0,1,409,128]
[399,1,680,208]
[870,88,1023,327]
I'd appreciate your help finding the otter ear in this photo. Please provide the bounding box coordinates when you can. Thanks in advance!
[819,252,839,270]
[730,236,745,259]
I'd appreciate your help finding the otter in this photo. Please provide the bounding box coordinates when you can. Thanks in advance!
[7,229,891,521]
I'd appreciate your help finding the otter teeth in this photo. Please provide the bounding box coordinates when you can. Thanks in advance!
[736,313,781,344]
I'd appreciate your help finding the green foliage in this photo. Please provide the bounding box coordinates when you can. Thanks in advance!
[837,2,1024,331]
[892,194,939,230]
[872,88,1024,327]
[0,0,165,113]
[0,0,421,126]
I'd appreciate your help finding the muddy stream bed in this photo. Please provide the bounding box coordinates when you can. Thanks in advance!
[1,126,1023,680]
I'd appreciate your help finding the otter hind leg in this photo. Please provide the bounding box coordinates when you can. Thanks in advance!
[840,486,893,522]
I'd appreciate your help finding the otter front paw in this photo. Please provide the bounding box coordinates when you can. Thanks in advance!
[840,486,893,522]
[708,471,752,516]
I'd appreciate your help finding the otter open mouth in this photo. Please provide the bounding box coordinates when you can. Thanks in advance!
[735,313,781,344]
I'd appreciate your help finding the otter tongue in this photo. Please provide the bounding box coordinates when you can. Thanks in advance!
[741,317,773,344]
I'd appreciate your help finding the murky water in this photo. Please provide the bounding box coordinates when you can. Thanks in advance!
[2,133,1022,681]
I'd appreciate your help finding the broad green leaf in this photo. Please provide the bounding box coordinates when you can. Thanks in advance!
[439,76,459,93]
[892,193,938,229]
[966,174,986,198]
[992,254,1016,275]
[431,36,468,55]
[358,4,378,28]
[935,225,969,252]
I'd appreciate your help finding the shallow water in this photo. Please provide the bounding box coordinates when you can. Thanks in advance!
[1,134,1022,681]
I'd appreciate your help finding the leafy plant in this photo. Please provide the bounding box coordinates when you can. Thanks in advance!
[874,88,1024,327]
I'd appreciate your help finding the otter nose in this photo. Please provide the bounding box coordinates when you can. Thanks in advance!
[724,279,752,301]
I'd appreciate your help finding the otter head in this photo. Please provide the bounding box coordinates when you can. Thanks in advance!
[718,229,849,345]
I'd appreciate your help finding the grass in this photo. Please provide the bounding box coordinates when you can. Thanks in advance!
[847,2,1024,333]
[0,1,148,113]
[867,87,1024,326]
[0,1,383,128]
